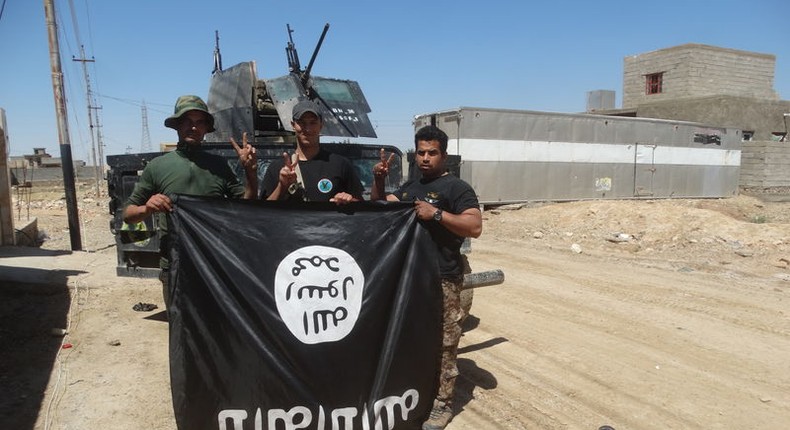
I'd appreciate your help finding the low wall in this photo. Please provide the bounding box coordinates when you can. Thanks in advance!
[9,165,101,184]
[740,140,790,188]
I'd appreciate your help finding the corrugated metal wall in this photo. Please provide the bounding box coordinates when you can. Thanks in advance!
[415,107,741,204]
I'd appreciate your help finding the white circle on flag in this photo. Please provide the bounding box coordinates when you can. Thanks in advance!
[274,245,364,344]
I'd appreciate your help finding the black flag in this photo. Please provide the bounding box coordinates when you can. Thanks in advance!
[168,195,441,430]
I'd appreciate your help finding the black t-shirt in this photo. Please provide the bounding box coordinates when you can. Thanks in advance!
[262,149,364,202]
[393,174,479,277]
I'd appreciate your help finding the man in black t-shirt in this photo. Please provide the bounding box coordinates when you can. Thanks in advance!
[372,125,482,430]
[262,100,363,203]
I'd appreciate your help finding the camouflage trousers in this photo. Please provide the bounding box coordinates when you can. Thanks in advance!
[436,276,465,406]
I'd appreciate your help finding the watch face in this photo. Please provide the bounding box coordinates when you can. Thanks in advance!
[433,209,442,221]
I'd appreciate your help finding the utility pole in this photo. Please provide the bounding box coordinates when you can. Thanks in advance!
[141,101,152,153]
[44,0,82,250]
[72,45,101,197]
[0,112,14,245]
[93,104,105,176]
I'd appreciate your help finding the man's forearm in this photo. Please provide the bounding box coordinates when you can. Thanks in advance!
[266,183,286,201]
[243,171,259,199]
[370,178,386,201]
[123,204,149,224]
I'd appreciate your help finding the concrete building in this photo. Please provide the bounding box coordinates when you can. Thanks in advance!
[8,147,86,170]
[593,43,790,142]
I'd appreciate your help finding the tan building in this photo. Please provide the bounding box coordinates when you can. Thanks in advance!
[593,43,790,142]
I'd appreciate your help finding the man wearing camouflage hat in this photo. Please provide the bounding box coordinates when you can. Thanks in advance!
[123,95,258,307]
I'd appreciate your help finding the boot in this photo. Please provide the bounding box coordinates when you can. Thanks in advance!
[422,402,453,430]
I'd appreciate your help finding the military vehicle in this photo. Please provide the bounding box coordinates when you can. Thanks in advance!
[107,24,399,277]
[106,24,502,316]
[205,23,377,145]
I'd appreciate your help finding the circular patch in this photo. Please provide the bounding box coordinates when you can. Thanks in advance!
[274,245,365,344]
[317,178,333,194]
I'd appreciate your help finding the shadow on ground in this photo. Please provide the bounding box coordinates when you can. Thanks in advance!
[0,247,73,258]
[454,314,506,413]
[144,310,168,322]
[0,267,81,430]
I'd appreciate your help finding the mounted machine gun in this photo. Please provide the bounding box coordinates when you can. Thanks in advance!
[206,23,376,144]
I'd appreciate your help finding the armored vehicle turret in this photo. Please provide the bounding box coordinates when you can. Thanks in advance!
[206,23,377,144]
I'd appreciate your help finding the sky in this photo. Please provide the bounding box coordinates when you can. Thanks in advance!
[1,0,788,162]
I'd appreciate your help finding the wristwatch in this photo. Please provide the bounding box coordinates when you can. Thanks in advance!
[433,209,443,222]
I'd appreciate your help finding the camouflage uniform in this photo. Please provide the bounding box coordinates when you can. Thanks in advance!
[386,133,479,429]
[436,276,465,405]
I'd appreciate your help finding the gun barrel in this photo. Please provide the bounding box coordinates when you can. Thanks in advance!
[302,23,330,85]
[462,269,505,290]
[286,24,301,72]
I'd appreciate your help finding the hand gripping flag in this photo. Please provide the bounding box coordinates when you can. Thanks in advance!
[168,195,441,430]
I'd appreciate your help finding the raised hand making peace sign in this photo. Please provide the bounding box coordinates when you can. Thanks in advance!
[278,152,299,189]
[230,132,257,172]
[373,148,395,179]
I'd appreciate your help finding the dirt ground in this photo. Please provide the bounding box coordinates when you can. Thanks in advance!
[2,179,789,429]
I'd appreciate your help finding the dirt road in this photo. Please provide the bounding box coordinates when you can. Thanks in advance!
[3,184,789,429]
[454,239,789,429]
[450,196,790,429]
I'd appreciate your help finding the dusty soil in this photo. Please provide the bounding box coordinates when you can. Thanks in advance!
[3,179,790,429]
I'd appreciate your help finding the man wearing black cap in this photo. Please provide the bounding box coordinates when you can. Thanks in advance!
[123,95,258,306]
[261,99,363,204]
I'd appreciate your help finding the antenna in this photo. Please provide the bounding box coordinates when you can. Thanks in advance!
[213,30,223,74]
[141,101,152,153]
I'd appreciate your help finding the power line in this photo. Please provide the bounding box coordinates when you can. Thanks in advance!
[67,0,84,47]
[96,93,170,111]
[80,0,102,114]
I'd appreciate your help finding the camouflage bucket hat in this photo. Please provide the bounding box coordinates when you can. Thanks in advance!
[164,95,215,132]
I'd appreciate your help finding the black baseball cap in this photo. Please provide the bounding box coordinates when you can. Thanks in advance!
[292,100,323,121]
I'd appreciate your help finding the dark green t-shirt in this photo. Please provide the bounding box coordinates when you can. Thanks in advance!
[125,147,245,269]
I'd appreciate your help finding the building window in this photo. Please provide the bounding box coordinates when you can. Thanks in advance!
[742,131,754,141]
[693,132,721,146]
[645,72,663,95]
